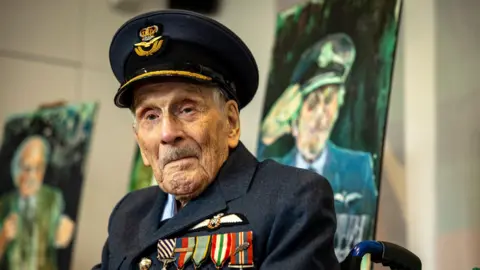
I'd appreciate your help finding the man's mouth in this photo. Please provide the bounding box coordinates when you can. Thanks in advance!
[165,156,197,165]
[174,156,196,161]
[309,125,328,133]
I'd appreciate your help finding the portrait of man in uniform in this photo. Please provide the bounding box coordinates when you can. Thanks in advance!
[256,0,401,262]
[258,33,378,260]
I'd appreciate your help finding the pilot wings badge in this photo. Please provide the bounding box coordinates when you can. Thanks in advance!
[334,191,363,208]
[134,25,165,57]
[189,213,246,231]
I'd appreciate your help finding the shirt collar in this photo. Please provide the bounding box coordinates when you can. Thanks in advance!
[18,195,36,210]
[295,146,328,170]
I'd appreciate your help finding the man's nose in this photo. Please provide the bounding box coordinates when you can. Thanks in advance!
[160,115,184,145]
[23,167,35,175]
[313,99,325,115]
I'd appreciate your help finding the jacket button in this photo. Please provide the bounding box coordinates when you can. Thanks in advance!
[138,257,152,270]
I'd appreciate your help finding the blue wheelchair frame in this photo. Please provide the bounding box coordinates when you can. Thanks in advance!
[340,241,422,270]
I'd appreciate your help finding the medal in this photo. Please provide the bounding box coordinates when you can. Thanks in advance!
[229,231,254,268]
[138,257,152,270]
[174,237,196,270]
[192,235,211,269]
[157,238,176,270]
[210,233,234,269]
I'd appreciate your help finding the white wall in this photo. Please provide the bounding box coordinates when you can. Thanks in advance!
[436,0,480,269]
[399,0,480,269]
[403,0,437,269]
[0,1,275,269]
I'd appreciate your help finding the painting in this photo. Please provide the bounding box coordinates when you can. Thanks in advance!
[0,102,98,270]
[257,0,402,262]
[129,148,155,192]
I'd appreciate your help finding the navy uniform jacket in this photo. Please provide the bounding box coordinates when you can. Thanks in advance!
[277,141,378,216]
[92,142,339,269]
[258,140,378,261]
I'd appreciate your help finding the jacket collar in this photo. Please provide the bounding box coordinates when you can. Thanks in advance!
[136,141,258,253]
[215,141,257,202]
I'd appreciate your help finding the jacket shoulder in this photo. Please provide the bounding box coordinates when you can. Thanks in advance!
[255,159,334,196]
[329,143,372,162]
[107,186,159,233]
[39,185,63,200]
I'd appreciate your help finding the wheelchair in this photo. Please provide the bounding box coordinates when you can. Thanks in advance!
[340,240,422,270]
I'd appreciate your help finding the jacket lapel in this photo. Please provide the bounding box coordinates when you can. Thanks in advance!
[136,142,258,252]
[323,141,341,190]
[148,180,227,243]
[216,142,257,202]
[137,189,167,245]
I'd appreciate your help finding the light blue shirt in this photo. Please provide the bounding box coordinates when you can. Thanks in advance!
[295,147,328,174]
[160,193,177,222]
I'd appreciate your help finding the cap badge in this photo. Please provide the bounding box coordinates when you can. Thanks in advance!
[134,25,164,57]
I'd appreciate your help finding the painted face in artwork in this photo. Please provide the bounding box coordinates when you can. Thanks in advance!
[294,84,342,162]
[132,82,240,203]
[16,138,48,197]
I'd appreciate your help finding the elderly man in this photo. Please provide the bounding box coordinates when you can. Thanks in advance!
[94,10,339,270]
[259,33,378,261]
[0,135,75,270]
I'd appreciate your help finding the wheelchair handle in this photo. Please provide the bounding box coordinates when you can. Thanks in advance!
[341,241,422,270]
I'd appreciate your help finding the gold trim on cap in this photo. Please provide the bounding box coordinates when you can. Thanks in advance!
[120,70,213,90]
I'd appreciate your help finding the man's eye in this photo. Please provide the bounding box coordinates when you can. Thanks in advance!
[324,94,333,104]
[181,107,195,114]
[145,113,158,120]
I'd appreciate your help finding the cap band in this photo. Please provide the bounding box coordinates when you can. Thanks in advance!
[300,72,344,96]
[117,62,239,107]
[121,70,213,90]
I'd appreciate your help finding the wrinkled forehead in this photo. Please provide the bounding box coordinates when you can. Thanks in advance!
[21,154,46,166]
[131,81,214,108]
[20,145,46,165]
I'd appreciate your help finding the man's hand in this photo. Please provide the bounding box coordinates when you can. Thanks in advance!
[55,215,75,248]
[1,213,18,243]
[261,83,303,145]
[0,213,18,259]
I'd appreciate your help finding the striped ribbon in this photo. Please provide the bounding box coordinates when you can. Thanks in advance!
[174,237,195,270]
[229,231,254,268]
[157,238,176,269]
[211,233,233,269]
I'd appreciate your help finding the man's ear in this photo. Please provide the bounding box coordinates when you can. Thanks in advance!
[133,128,150,167]
[225,100,240,149]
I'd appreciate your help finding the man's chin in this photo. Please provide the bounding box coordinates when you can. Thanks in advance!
[171,182,210,203]
[299,148,323,162]
[172,188,206,205]
[20,188,38,197]
[174,193,196,203]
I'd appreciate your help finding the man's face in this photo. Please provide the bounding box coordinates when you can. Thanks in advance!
[17,140,47,197]
[132,82,240,202]
[294,84,342,161]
